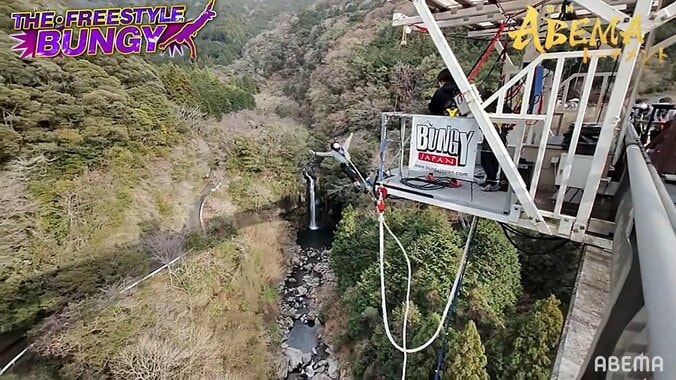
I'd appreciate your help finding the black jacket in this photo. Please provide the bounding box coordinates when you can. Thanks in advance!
[429,82,460,116]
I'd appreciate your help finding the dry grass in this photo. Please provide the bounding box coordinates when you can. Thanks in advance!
[17,101,307,377]
[202,180,238,222]
[240,220,286,283]
[32,202,294,379]
[3,134,220,333]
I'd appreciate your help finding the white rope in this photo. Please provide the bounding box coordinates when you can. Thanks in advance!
[379,212,411,379]
[377,213,478,359]
[342,152,474,376]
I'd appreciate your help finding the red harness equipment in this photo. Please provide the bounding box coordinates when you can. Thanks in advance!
[467,22,506,82]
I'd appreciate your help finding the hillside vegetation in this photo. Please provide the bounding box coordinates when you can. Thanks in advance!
[0,25,258,331]
[1,0,310,378]
[232,0,506,202]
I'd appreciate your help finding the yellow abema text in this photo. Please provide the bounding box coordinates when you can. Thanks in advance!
[508,6,644,53]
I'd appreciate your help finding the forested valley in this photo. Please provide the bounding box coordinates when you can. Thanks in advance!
[2,0,667,378]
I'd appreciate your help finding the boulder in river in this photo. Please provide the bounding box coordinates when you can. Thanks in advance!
[297,286,308,296]
[286,308,299,318]
[328,358,339,379]
[285,347,305,371]
[302,351,312,365]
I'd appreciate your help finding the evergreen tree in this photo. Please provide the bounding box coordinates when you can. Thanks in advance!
[444,320,489,380]
[459,220,522,327]
[371,302,441,380]
[487,295,564,380]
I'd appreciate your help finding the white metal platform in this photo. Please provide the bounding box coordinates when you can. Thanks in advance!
[382,1,676,379]
[379,0,676,246]
[378,167,514,219]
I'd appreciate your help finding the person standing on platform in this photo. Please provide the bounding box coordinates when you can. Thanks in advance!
[480,89,513,192]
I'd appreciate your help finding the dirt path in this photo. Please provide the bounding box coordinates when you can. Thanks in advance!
[189,181,219,232]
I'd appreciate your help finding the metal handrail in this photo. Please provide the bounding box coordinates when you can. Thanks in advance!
[624,126,676,379]
[626,125,676,228]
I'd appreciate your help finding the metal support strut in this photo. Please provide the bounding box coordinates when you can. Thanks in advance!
[411,0,551,234]
[573,0,654,239]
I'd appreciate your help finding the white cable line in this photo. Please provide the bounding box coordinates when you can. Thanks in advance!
[380,212,412,379]
[0,348,29,376]
[121,251,190,293]
[0,249,194,376]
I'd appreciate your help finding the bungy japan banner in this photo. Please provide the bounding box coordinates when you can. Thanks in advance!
[408,116,483,179]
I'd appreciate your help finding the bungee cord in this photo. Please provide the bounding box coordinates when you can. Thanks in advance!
[340,135,480,378]
[378,212,479,378]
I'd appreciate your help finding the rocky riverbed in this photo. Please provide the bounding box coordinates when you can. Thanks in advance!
[275,241,342,380]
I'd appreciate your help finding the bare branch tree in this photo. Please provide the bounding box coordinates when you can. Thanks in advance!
[143,232,186,266]
[1,104,18,131]
[175,105,206,134]
[110,326,225,380]
[57,189,82,231]
[392,63,419,112]
[0,169,37,254]
[5,154,51,182]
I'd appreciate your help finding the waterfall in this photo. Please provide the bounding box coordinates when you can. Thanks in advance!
[305,171,319,230]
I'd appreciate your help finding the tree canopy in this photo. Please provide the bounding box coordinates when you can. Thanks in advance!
[331,205,532,378]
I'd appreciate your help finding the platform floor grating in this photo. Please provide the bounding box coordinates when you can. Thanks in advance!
[378,167,513,215]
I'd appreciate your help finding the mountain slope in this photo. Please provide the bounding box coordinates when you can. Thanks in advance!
[1,1,310,378]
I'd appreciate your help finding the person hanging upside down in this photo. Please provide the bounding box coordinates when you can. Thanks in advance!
[310,134,374,194]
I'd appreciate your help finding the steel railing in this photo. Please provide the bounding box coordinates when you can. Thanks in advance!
[579,125,676,379]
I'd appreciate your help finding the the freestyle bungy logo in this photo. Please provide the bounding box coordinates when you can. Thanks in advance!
[415,122,475,168]
[10,1,218,59]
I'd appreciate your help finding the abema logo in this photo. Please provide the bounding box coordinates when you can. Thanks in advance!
[594,354,663,375]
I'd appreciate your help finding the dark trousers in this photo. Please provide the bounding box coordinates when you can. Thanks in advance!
[481,148,500,185]
[340,163,360,182]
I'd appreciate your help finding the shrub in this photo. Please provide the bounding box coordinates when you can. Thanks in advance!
[444,320,489,380]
